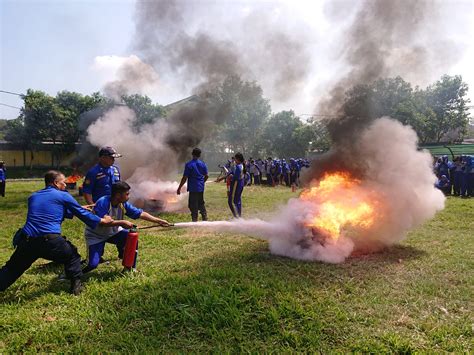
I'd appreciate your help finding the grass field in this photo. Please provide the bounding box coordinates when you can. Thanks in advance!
[0,179,473,352]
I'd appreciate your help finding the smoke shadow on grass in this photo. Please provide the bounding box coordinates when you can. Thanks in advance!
[347,244,427,265]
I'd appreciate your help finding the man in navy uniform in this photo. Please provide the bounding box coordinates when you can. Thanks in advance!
[0,171,113,295]
[177,148,208,222]
[83,146,122,205]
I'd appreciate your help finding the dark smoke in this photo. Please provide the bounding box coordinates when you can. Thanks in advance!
[304,0,441,183]
[77,0,313,174]
[133,0,312,100]
[72,105,114,171]
[103,56,160,101]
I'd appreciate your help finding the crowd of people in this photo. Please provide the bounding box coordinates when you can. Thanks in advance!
[218,156,310,188]
[434,155,474,197]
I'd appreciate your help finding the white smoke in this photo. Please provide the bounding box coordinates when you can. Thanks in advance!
[174,118,445,263]
[86,105,187,209]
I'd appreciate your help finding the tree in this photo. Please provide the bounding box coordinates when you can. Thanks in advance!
[211,75,271,155]
[307,118,331,153]
[341,75,471,144]
[4,89,109,167]
[422,75,470,142]
[343,76,413,120]
[260,110,310,157]
[121,94,166,128]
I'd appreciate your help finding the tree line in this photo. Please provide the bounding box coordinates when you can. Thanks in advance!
[3,74,471,167]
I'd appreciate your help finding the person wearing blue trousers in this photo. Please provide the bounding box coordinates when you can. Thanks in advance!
[228,152,245,218]
[83,181,171,273]
[451,156,462,196]
[459,155,471,198]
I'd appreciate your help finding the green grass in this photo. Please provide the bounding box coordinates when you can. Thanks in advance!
[0,180,473,352]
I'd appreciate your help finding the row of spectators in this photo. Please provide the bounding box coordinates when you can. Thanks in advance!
[434,155,474,197]
[218,157,310,187]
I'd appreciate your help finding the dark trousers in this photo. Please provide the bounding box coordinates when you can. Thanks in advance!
[469,174,474,197]
[0,235,82,291]
[453,171,462,195]
[0,181,5,197]
[266,173,273,186]
[188,191,207,222]
[228,181,244,217]
[460,173,469,197]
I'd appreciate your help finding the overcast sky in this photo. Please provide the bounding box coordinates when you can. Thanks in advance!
[1,0,473,120]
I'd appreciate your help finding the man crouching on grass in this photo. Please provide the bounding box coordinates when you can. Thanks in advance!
[0,170,113,296]
[83,181,172,274]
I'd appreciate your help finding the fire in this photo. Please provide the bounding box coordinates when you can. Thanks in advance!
[165,196,179,204]
[301,172,379,239]
[65,174,82,184]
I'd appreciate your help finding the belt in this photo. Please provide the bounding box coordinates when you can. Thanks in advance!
[27,233,61,241]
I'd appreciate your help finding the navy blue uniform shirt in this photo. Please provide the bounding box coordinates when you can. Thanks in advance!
[184,158,208,192]
[22,186,101,237]
[83,163,121,202]
[0,167,5,181]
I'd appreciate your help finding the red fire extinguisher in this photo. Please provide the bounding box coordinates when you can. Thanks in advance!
[122,226,138,268]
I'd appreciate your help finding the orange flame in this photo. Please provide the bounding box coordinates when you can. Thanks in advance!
[65,175,82,183]
[301,172,379,239]
[165,196,179,204]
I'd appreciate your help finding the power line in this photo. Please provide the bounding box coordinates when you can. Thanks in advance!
[0,90,23,97]
[0,102,22,109]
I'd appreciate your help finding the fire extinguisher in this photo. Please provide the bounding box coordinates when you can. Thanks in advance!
[122,225,138,268]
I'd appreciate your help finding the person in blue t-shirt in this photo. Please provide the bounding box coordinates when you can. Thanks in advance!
[83,146,122,205]
[228,152,246,218]
[0,160,6,197]
[435,175,451,195]
[83,181,171,273]
[177,148,209,222]
[0,170,113,295]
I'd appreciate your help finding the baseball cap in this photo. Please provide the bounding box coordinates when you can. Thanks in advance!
[99,146,122,158]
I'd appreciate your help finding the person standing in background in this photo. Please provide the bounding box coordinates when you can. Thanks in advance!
[0,161,6,197]
[228,152,246,218]
[177,148,209,222]
[83,146,122,205]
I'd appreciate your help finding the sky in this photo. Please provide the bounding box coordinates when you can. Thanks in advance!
[1,0,473,120]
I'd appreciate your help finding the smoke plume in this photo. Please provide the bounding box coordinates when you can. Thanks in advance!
[317,0,453,146]
[133,0,312,100]
[175,118,444,263]
[80,0,312,206]
[102,55,160,102]
[82,0,451,261]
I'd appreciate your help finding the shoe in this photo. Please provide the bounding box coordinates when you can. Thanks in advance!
[70,278,84,295]
[99,257,107,264]
[58,272,67,281]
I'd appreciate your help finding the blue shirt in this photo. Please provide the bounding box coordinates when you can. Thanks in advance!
[22,186,101,237]
[84,195,143,245]
[184,158,208,192]
[232,163,245,187]
[93,195,143,220]
[0,167,5,181]
[83,163,121,202]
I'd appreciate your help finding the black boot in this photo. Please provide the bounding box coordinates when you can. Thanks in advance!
[70,278,84,295]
